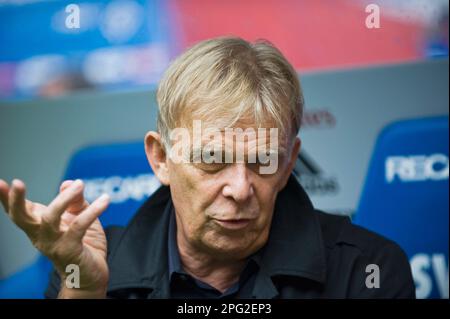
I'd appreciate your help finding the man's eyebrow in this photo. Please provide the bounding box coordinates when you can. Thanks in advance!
[271,147,287,157]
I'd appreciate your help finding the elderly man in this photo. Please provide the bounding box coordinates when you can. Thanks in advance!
[0,37,415,299]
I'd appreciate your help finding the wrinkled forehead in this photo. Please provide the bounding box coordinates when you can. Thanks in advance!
[176,116,292,155]
[180,109,289,135]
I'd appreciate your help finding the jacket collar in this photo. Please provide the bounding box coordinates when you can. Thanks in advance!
[106,175,327,298]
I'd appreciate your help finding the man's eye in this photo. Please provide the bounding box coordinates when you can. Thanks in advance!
[196,162,226,172]
[247,161,266,173]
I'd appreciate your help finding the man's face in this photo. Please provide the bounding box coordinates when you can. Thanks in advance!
[166,120,298,260]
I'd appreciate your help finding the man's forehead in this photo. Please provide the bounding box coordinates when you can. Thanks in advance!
[182,119,283,136]
[174,116,292,151]
[180,112,276,129]
[197,127,289,156]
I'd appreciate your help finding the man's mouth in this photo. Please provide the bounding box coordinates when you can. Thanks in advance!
[213,218,252,230]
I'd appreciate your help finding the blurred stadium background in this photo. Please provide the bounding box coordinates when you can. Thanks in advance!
[0,0,448,298]
[0,0,448,99]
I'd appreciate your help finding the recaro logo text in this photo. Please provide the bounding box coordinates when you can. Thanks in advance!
[385,154,449,183]
[83,174,160,204]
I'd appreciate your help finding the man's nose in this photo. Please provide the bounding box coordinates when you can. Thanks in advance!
[222,164,254,203]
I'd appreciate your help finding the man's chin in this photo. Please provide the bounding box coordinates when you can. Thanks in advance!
[200,236,257,260]
[205,247,251,260]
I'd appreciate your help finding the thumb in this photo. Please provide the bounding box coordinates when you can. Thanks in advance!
[60,180,89,214]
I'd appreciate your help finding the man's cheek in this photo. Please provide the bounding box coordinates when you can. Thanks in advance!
[188,213,211,239]
[254,210,273,230]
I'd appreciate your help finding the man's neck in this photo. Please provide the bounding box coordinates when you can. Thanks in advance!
[176,231,247,293]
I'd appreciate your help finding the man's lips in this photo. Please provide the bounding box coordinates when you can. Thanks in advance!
[213,218,253,230]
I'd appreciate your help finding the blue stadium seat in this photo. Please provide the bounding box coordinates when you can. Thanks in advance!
[63,141,160,228]
[0,141,159,298]
[0,254,52,299]
[354,116,449,299]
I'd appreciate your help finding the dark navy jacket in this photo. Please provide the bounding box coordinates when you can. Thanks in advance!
[45,175,415,299]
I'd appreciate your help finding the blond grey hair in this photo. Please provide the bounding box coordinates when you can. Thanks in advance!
[156,37,304,150]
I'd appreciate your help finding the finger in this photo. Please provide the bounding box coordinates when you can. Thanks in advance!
[43,179,84,229]
[0,179,10,212]
[60,180,74,192]
[60,180,89,213]
[66,194,110,241]
[9,179,34,227]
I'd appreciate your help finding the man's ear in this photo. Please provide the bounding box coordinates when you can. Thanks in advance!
[280,136,301,189]
[144,131,170,185]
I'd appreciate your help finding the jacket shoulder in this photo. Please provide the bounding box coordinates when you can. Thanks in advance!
[315,210,415,298]
[105,226,126,256]
[315,210,400,253]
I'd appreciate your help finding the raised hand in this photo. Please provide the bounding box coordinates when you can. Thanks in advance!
[0,179,110,298]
